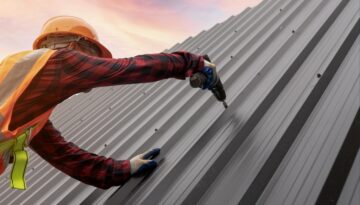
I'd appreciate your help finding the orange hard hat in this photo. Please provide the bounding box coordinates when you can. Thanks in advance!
[33,16,112,58]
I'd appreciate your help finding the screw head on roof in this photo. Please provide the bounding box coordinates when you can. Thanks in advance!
[317,73,322,78]
[155,128,159,132]
[292,30,296,33]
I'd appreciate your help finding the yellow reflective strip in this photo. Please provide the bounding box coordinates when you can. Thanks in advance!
[0,127,31,152]
[10,150,28,190]
[9,131,29,190]
[13,132,27,151]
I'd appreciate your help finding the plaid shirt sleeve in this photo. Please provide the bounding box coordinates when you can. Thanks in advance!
[24,48,204,189]
[58,48,204,98]
[30,120,131,189]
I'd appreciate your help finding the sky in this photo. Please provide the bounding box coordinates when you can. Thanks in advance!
[0,0,262,58]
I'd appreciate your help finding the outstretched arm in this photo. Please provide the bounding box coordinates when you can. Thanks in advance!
[11,49,204,129]
[29,120,131,189]
[55,48,204,98]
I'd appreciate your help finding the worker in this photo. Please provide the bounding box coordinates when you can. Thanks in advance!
[0,16,219,190]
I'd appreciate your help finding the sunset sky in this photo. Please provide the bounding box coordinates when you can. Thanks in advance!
[0,0,261,58]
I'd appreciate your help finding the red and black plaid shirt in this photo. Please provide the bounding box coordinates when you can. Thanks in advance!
[10,48,204,189]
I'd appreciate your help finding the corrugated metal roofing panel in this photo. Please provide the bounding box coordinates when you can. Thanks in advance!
[0,0,359,204]
[257,35,360,205]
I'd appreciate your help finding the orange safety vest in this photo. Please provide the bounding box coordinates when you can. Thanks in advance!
[0,48,56,189]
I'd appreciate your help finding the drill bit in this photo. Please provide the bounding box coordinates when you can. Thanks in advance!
[222,101,228,109]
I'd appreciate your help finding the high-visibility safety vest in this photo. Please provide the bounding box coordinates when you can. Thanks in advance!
[0,48,56,190]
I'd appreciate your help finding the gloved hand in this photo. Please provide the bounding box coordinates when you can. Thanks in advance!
[130,148,160,176]
[190,58,220,90]
[201,60,220,89]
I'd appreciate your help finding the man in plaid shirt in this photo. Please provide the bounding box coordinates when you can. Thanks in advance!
[8,15,219,189]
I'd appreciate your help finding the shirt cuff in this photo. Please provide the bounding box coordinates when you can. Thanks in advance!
[185,54,205,78]
[112,159,132,185]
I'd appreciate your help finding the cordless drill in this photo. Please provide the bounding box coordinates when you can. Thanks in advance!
[190,55,228,109]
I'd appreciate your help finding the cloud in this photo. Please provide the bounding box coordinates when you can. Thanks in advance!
[0,0,199,58]
[92,0,198,35]
[85,0,200,57]
[0,0,262,58]
[181,0,262,14]
[216,0,263,14]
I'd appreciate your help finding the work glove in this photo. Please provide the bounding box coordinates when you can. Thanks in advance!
[130,148,160,176]
[190,56,220,90]
[201,60,220,90]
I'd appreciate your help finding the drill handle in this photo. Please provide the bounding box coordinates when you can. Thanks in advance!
[211,80,226,101]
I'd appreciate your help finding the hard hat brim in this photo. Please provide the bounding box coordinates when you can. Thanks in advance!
[33,31,112,58]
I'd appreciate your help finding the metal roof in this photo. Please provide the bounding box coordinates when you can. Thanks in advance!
[0,0,359,204]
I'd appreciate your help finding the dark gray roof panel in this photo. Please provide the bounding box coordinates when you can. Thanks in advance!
[258,35,360,205]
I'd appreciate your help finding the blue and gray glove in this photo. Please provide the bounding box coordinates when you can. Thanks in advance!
[190,59,220,90]
[130,148,160,176]
[201,60,220,89]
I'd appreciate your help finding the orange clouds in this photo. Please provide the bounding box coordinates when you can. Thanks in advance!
[85,1,197,57]
[0,0,262,58]
[93,0,198,40]
[0,0,198,58]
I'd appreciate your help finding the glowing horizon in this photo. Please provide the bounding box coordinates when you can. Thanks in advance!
[0,0,262,58]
